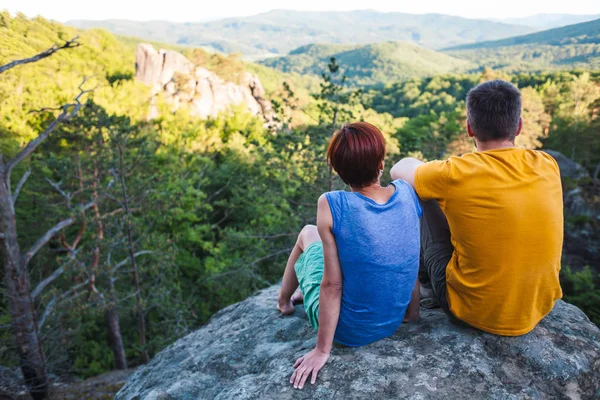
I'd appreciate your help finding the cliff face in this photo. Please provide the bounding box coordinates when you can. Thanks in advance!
[135,44,275,122]
[116,285,600,399]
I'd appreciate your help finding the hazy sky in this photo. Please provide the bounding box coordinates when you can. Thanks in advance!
[3,0,600,22]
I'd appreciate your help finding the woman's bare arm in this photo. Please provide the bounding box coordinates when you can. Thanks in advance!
[290,194,343,389]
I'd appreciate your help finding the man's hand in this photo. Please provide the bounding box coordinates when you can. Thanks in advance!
[290,347,330,389]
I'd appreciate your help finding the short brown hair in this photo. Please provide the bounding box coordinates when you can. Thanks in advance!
[466,80,522,142]
[326,122,386,188]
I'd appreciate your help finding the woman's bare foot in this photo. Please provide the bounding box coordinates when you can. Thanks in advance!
[277,298,295,315]
[291,290,304,305]
[403,311,420,323]
[404,280,421,322]
[277,290,303,315]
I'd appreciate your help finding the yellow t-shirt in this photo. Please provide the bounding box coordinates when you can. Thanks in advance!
[415,148,563,336]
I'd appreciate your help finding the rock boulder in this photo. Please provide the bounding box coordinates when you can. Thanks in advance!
[135,44,276,124]
[116,285,600,399]
[545,150,590,181]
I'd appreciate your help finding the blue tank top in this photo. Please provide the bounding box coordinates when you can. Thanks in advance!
[325,179,422,347]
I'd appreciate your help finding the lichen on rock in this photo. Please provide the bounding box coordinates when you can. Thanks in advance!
[116,285,600,399]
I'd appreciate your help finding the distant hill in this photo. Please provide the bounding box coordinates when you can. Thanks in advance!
[446,18,600,71]
[260,42,477,86]
[68,10,535,59]
[497,14,600,30]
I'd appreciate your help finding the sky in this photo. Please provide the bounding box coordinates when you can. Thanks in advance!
[2,0,600,22]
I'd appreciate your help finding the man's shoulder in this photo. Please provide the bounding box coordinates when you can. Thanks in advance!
[529,149,560,165]
[452,148,558,166]
[522,149,561,175]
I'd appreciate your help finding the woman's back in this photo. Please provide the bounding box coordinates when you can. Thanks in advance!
[326,179,422,346]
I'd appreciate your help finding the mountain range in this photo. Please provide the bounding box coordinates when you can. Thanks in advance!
[496,13,600,30]
[260,42,476,86]
[68,10,536,59]
[66,11,600,85]
[447,18,600,71]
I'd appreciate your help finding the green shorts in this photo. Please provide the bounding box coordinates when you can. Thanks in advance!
[294,241,324,330]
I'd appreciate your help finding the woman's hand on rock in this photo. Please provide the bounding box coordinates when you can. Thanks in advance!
[290,348,329,389]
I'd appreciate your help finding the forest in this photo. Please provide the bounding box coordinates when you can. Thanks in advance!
[0,12,599,398]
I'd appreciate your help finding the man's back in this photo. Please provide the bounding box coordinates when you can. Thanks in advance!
[415,148,563,335]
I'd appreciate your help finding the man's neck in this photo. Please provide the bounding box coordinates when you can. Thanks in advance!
[475,139,515,152]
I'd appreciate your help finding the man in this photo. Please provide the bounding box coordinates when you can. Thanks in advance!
[391,80,563,336]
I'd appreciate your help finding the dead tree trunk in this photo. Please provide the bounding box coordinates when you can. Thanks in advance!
[105,274,127,369]
[115,143,149,363]
[0,37,84,399]
[92,161,127,369]
[0,166,48,400]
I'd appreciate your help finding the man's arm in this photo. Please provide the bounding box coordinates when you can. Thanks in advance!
[390,158,424,190]
[290,194,342,389]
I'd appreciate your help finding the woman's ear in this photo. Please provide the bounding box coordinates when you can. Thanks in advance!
[379,160,385,171]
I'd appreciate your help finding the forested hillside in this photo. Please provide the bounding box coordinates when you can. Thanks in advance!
[1,12,599,398]
[0,13,405,385]
[67,15,600,85]
[68,10,535,58]
[259,18,600,85]
[447,18,600,70]
[498,13,600,30]
[260,42,476,86]
[451,18,600,49]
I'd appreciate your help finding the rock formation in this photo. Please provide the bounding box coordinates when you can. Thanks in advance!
[546,150,600,268]
[545,150,590,181]
[135,44,275,123]
[116,285,600,399]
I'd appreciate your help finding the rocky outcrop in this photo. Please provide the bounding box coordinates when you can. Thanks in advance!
[546,150,599,267]
[116,285,600,400]
[135,44,276,123]
[545,150,590,181]
[546,150,593,217]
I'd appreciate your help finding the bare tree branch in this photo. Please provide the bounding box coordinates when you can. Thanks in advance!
[45,178,71,202]
[207,180,231,203]
[105,193,124,208]
[38,297,57,330]
[12,169,31,205]
[21,200,95,266]
[38,279,90,330]
[237,232,298,239]
[247,248,292,267]
[111,250,156,274]
[32,262,70,299]
[0,37,80,74]
[211,209,234,229]
[204,248,292,281]
[71,221,86,250]
[6,77,92,179]
[22,218,75,266]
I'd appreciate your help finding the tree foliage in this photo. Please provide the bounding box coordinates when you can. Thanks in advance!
[1,15,599,390]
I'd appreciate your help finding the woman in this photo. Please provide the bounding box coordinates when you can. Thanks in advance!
[277,122,422,389]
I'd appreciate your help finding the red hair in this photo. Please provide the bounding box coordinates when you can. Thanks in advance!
[326,122,386,188]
